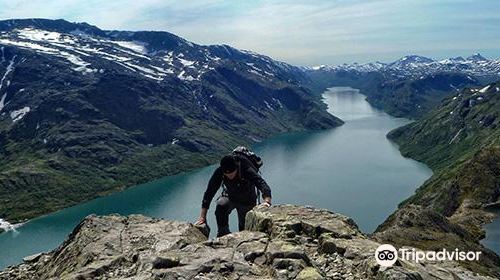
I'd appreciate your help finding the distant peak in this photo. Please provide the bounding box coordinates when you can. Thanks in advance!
[312,65,328,70]
[389,55,434,67]
[0,18,105,37]
[400,55,434,62]
[450,56,465,62]
[466,53,488,62]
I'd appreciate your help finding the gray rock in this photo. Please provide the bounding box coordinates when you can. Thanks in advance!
[194,223,211,238]
[22,253,43,263]
[296,267,325,280]
[246,204,361,239]
[0,205,496,280]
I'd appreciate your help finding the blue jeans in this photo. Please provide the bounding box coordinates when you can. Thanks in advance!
[214,196,255,237]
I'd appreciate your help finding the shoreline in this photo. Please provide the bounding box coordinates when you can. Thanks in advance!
[0,218,23,233]
[484,201,500,210]
[0,120,343,228]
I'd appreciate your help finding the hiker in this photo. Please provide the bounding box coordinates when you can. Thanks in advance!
[195,152,272,237]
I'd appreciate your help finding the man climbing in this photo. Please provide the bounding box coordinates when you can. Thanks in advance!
[195,153,272,237]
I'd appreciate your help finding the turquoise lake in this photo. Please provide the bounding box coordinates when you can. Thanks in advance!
[482,209,500,254]
[0,87,436,269]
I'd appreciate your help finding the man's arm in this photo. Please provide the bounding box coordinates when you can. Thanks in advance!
[202,167,223,209]
[196,168,223,225]
[244,166,272,205]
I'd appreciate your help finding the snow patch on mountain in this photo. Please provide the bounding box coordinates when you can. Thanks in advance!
[0,93,7,111]
[10,106,30,122]
[178,57,195,67]
[177,70,195,81]
[0,218,21,232]
[479,85,491,93]
[0,55,15,93]
[17,28,76,44]
[112,40,147,54]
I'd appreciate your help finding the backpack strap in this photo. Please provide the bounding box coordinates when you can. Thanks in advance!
[237,154,261,204]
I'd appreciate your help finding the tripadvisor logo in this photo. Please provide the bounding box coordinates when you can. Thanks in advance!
[375,244,398,267]
[374,244,481,267]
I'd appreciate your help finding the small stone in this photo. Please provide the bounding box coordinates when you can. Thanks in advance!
[152,256,180,269]
[194,223,210,238]
[296,267,324,280]
[23,253,42,263]
[318,234,338,254]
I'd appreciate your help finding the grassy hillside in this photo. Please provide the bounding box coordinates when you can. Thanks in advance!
[375,82,500,277]
[388,82,500,214]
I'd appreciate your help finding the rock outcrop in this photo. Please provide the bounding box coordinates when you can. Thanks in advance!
[0,205,495,279]
[374,205,500,277]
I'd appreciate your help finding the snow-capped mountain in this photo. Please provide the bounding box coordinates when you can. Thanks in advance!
[309,53,500,80]
[466,53,488,62]
[0,19,305,85]
[0,19,340,223]
[388,55,435,68]
[303,53,500,119]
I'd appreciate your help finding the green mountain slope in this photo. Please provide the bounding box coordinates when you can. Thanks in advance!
[375,82,500,277]
[0,19,342,223]
[388,82,500,212]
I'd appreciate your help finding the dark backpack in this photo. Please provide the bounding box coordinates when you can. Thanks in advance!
[232,146,263,172]
[221,146,264,203]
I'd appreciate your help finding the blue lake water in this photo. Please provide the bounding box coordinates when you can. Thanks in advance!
[0,87,434,269]
[482,209,500,254]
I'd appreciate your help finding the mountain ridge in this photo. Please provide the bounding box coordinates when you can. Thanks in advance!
[0,18,341,224]
[1,204,496,279]
[307,53,500,77]
[375,81,500,276]
[303,53,500,118]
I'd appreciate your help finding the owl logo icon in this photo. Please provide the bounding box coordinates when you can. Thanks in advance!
[375,244,398,267]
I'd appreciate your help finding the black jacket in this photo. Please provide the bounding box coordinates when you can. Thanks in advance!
[201,156,272,209]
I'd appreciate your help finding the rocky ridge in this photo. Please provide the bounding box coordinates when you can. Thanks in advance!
[0,205,495,280]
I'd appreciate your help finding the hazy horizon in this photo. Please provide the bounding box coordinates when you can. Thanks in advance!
[1,0,499,66]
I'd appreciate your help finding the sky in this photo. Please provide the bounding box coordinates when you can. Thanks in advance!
[0,0,499,66]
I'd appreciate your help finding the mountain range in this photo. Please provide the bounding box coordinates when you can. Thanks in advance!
[0,18,341,224]
[308,53,500,79]
[305,52,500,277]
[304,54,500,118]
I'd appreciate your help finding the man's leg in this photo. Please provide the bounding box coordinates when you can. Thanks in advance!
[236,203,256,231]
[215,196,235,237]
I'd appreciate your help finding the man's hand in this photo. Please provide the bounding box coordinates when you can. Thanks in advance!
[195,216,206,225]
[260,201,271,208]
[260,197,272,208]
[195,208,208,225]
